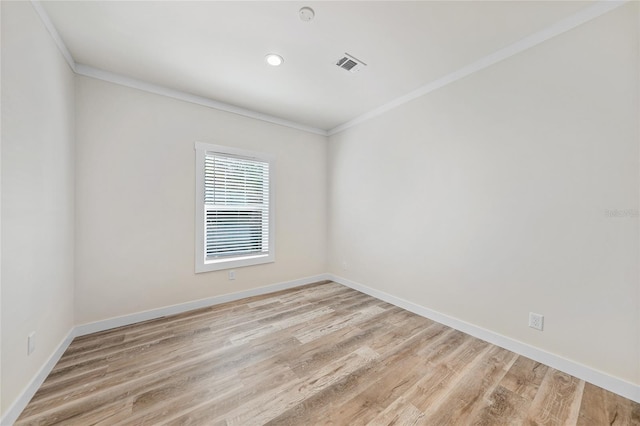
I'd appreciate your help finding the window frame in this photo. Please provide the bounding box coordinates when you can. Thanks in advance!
[194,142,275,273]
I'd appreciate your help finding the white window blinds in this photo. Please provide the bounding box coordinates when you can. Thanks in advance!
[204,153,270,260]
[195,142,274,273]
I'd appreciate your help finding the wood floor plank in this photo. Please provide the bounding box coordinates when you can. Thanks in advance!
[311,326,459,425]
[15,281,640,426]
[293,305,387,344]
[286,321,386,378]
[418,345,518,425]
[367,397,425,426]
[169,346,380,426]
[525,369,585,425]
[578,382,640,426]
[499,356,549,402]
[407,336,491,413]
[471,385,531,426]
[265,324,450,426]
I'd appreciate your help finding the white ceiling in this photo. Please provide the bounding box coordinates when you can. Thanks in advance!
[40,1,595,132]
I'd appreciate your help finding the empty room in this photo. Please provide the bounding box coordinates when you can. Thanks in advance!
[1,0,639,424]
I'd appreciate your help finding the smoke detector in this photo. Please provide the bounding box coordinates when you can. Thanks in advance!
[336,53,367,73]
[299,7,315,22]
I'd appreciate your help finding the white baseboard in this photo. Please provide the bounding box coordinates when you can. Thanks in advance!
[1,329,77,426]
[75,274,331,336]
[3,271,636,426]
[328,273,640,404]
[1,273,330,425]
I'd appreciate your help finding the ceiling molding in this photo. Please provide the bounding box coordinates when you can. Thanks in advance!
[30,0,76,72]
[28,1,327,137]
[74,64,328,136]
[328,0,629,136]
[29,0,627,138]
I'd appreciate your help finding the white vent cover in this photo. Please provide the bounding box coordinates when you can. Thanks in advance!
[336,53,367,73]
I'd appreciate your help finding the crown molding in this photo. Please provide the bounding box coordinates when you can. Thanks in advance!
[328,0,629,136]
[74,64,328,136]
[29,0,628,138]
[28,1,327,137]
[30,0,76,72]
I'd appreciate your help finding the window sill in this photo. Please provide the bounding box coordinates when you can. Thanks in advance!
[195,254,275,273]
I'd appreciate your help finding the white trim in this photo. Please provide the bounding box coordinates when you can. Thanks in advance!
[29,2,327,136]
[28,0,326,136]
[1,274,329,423]
[194,142,277,161]
[2,272,637,425]
[328,274,640,404]
[193,142,276,273]
[328,0,629,136]
[29,1,76,72]
[75,274,330,336]
[75,64,328,136]
[30,0,626,138]
[0,329,76,426]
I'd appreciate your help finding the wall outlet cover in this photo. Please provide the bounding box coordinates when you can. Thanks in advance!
[27,332,36,355]
[529,312,544,331]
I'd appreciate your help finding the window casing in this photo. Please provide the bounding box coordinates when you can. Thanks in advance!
[195,142,275,272]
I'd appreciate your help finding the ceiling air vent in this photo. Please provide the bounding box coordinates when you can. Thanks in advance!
[336,53,367,73]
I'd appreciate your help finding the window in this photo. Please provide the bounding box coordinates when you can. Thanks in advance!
[195,142,274,272]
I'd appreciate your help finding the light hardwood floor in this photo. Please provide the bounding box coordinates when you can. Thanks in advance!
[16,281,640,425]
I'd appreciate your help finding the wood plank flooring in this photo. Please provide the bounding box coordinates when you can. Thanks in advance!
[15,281,640,425]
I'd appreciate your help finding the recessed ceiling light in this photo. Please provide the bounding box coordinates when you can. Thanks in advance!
[265,53,284,67]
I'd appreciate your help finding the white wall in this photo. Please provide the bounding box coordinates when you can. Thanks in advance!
[1,1,76,416]
[328,3,639,386]
[74,76,327,325]
[1,0,637,418]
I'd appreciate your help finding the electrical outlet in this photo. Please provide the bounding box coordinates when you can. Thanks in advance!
[529,313,544,331]
[228,270,236,280]
[27,332,36,355]
[341,260,348,271]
